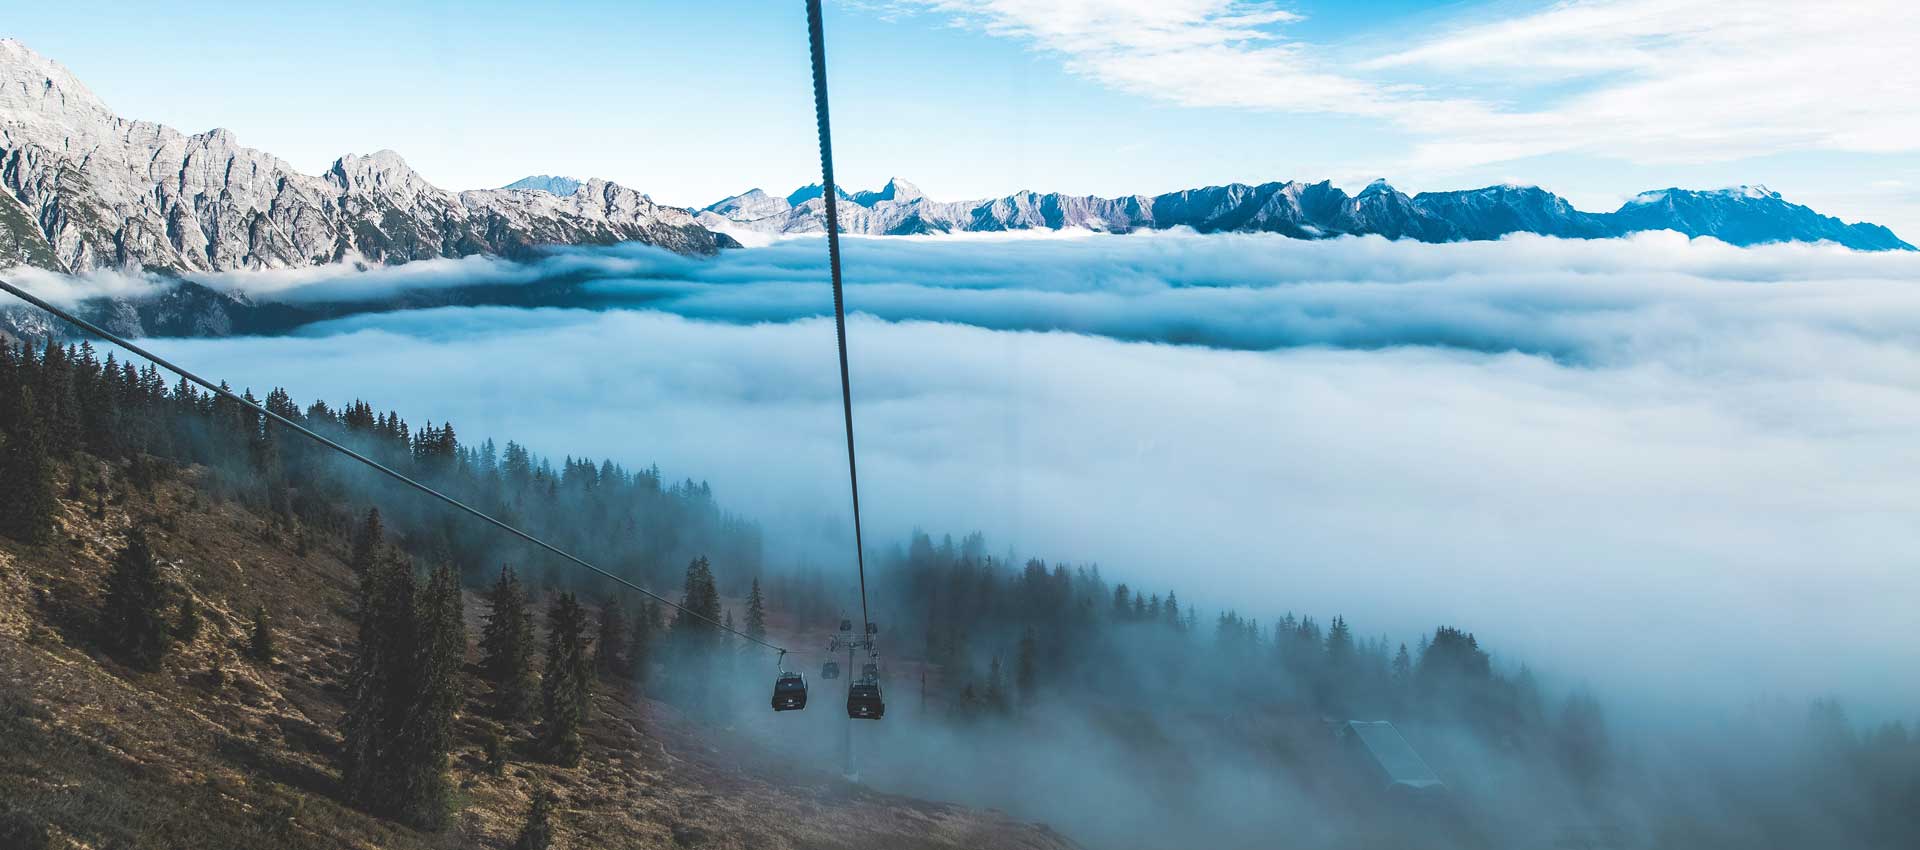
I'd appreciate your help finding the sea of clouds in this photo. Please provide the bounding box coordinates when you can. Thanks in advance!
[20,230,1919,714]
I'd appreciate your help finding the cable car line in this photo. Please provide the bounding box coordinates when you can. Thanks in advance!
[0,276,789,655]
[807,0,890,731]
[806,0,875,642]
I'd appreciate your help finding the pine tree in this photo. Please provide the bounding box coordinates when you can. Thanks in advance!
[669,556,721,706]
[670,556,722,642]
[35,341,79,458]
[1392,643,1413,687]
[1016,627,1038,707]
[349,508,383,578]
[339,550,466,829]
[626,601,657,685]
[396,564,466,829]
[986,655,1008,714]
[745,578,768,644]
[247,604,276,663]
[480,566,537,721]
[1325,615,1354,670]
[339,549,416,814]
[538,592,593,767]
[593,598,626,677]
[101,528,173,669]
[173,593,202,643]
[511,787,556,850]
[0,386,58,544]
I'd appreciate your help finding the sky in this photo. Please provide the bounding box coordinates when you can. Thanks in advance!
[5,0,1920,236]
[33,230,1920,715]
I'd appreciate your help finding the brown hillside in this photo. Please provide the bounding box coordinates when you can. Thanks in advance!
[0,458,1078,850]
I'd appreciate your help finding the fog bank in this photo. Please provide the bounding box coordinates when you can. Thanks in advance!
[101,228,1920,716]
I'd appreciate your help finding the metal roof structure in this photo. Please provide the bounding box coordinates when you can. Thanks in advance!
[1340,721,1445,790]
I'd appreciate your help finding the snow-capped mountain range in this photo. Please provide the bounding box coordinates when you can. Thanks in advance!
[696,177,1912,251]
[0,36,1909,283]
[0,39,731,275]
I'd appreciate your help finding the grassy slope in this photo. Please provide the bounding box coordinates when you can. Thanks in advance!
[0,457,1077,850]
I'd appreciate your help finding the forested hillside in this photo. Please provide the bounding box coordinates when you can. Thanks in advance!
[0,336,1073,850]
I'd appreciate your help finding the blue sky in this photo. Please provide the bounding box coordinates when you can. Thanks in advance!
[6,0,1918,234]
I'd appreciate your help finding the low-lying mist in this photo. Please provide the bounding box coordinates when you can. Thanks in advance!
[89,231,1917,717]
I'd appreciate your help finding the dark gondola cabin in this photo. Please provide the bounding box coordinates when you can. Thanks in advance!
[772,672,808,711]
[847,678,885,719]
[822,660,840,679]
[840,618,853,632]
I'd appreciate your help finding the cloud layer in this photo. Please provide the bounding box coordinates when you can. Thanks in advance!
[72,232,1917,718]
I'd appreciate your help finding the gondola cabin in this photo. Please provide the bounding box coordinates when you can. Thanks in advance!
[821,660,841,679]
[771,672,808,711]
[847,678,885,719]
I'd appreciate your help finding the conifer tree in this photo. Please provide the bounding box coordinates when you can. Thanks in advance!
[1016,627,1038,707]
[480,566,537,721]
[986,655,1008,714]
[670,556,722,643]
[626,601,657,685]
[349,508,383,578]
[538,592,593,767]
[593,598,625,677]
[511,787,556,850]
[101,528,173,669]
[0,386,58,545]
[35,341,80,459]
[1325,615,1354,670]
[396,564,466,829]
[340,551,466,828]
[340,549,416,814]
[1392,643,1413,687]
[174,594,202,644]
[745,578,768,644]
[247,604,276,663]
[669,556,721,705]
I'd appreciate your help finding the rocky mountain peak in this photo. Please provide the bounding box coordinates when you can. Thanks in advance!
[785,183,857,206]
[501,175,585,196]
[1358,178,1397,197]
[854,177,925,206]
[0,37,122,141]
[326,150,440,204]
[0,38,116,123]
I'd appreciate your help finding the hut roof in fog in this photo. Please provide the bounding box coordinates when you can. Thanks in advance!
[1341,721,1444,789]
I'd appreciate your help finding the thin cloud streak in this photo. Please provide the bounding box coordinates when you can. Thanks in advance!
[888,0,1920,174]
